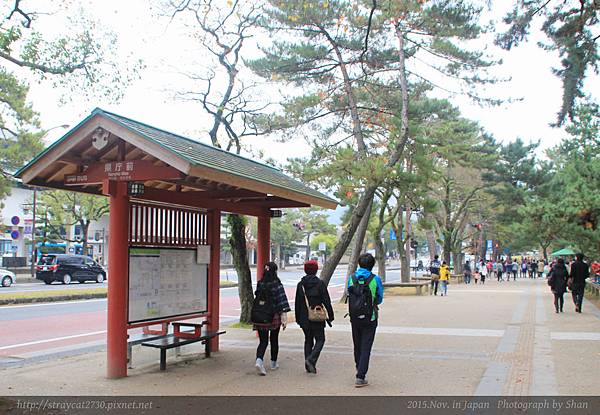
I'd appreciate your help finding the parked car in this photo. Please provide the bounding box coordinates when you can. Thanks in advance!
[36,254,106,284]
[0,269,16,287]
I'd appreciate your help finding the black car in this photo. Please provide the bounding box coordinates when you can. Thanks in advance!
[36,254,106,284]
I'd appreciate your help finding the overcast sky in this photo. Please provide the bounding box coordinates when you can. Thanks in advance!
[27,0,598,163]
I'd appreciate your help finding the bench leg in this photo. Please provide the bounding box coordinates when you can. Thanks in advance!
[205,340,211,358]
[160,349,166,371]
[127,344,133,369]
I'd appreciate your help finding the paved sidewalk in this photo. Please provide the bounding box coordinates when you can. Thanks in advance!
[1,279,599,396]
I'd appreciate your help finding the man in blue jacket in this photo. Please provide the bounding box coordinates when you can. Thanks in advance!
[348,253,384,387]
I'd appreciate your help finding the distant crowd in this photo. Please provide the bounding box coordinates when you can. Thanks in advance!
[428,253,599,314]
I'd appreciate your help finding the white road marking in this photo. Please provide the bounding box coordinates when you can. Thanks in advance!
[550,332,600,341]
[0,330,107,351]
[287,325,504,337]
[448,290,524,293]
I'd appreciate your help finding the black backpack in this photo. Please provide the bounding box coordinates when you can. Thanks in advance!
[251,283,275,324]
[347,273,376,322]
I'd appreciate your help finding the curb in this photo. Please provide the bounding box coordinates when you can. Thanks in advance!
[0,292,107,306]
[0,283,239,306]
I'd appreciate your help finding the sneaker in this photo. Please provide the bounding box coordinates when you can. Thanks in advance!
[270,360,279,370]
[305,359,317,374]
[255,358,267,376]
[355,378,369,388]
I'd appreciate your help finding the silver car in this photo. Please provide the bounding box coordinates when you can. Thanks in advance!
[0,269,16,287]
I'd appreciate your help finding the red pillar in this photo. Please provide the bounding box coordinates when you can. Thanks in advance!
[256,215,271,281]
[207,210,221,351]
[106,181,129,378]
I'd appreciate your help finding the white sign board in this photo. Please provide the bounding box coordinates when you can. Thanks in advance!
[128,247,208,323]
[318,242,326,251]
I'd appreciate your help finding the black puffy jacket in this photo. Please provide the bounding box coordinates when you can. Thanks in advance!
[294,275,334,329]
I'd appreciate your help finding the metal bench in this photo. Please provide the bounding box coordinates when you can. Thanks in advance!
[127,323,171,369]
[141,322,225,371]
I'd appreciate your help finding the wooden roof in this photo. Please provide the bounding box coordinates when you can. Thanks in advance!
[15,109,337,216]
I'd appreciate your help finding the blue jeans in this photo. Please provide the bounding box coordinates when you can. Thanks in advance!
[441,280,448,295]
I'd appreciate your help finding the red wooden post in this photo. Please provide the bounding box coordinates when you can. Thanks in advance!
[256,215,271,281]
[106,181,129,378]
[207,210,221,351]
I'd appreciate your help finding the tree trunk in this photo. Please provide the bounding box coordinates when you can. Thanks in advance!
[452,251,463,276]
[340,199,373,302]
[81,220,90,257]
[541,243,549,261]
[305,233,311,260]
[426,229,437,260]
[320,186,377,285]
[227,214,253,324]
[443,232,452,265]
[399,255,410,282]
[374,235,386,283]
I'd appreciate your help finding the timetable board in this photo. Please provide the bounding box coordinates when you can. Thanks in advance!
[128,247,208,323]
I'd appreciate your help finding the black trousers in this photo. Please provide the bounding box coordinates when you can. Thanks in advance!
[302,326,326,366]
[431,279,439,295]
[553,292,564,311]
[351,319,378,380]
[256,328,280,361]
[572,287,584,311]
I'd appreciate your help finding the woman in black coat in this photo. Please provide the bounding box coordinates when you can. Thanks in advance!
[295,260,334,374]
[548,258,568,313]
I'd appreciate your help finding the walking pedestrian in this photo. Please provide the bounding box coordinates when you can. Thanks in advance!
[548,258,568,313]
[429,255,441,296]
[440,261,450,295]
[521,259,527,278]
[511,260,518,281]
[569,253,589,313]
[487,260,493,280]
[480,260,487,284]
[497,260,503,282]
[347,253,384,388]
[537,259,545,279]
[252,262,290,375]
[592,260,600,283]
[530,260,538,279]
[295,260,334,374]
[464,260,472,284]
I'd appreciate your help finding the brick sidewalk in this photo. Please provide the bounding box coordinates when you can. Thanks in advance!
[2,279,599,396]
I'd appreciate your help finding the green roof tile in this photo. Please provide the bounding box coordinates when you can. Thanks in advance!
[98,110,337,206]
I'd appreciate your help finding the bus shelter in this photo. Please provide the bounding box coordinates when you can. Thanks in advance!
[15,108,336,378]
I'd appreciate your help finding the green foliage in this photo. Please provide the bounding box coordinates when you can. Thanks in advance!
[496,1,600,125]
[38,191,109,244]
[0,2,141,203]
[310,233,337,256]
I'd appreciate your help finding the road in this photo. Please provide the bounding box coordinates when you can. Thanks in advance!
[0,266,411,367]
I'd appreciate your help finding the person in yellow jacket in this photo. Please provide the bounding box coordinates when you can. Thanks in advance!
[439,261,450,296]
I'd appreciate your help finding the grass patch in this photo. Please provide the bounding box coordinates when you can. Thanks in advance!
[220,280,237,288]
[229,321,252,329]
[0,287,107,300]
